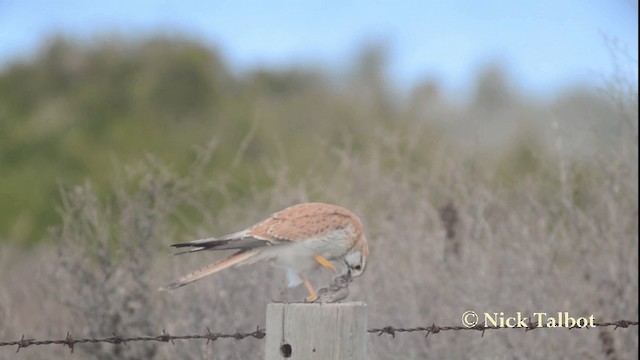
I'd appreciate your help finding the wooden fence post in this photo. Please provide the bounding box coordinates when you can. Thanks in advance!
[265,302,367,360]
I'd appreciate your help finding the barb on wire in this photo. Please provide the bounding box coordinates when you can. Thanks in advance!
[0,320,637,353]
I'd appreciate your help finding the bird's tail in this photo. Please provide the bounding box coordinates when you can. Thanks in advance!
[160,250,258,290]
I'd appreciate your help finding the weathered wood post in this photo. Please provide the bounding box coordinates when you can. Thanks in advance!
[265,302,368,360]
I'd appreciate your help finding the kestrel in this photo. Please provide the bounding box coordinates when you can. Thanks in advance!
[164,202,369,302]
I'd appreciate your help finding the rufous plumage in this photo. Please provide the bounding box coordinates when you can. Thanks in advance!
[164,202,369,302]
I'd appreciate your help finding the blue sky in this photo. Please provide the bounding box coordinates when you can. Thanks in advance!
[0,0,637,97]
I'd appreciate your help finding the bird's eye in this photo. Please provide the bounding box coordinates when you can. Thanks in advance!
[354,265,362,271]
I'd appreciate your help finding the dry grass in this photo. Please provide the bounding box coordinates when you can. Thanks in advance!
[1,118,637,359]
[1,96,638,359]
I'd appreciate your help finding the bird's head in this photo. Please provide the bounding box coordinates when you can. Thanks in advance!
[344,235,368,278]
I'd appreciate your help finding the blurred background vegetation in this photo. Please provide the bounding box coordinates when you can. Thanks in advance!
[1,35,635,245]
[0,31,637,359]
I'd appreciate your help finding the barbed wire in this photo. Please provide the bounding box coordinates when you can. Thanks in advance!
[0,328,266,353]
[0,320,636,353]
[367,320,638,338]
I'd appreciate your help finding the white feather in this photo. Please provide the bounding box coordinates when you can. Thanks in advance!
[286,267,303,287]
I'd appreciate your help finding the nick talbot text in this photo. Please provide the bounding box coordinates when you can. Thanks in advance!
[484,312,596,328]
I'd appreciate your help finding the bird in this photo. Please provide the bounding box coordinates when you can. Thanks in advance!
[164,202,369,302]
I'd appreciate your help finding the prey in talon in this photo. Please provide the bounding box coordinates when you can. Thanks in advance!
[310,272,353,303]
[162,203,369,303]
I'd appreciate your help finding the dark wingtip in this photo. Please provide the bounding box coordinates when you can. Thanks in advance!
[171,247,205,256]
[170,242,192,248]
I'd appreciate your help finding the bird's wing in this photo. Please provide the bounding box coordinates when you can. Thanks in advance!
[170,236,270,255]
[171,203,360,254]
[247,203,357,242]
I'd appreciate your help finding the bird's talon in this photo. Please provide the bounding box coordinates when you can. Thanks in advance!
[303,278,318,303]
